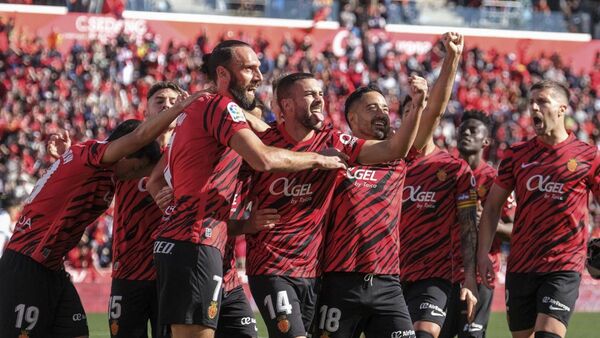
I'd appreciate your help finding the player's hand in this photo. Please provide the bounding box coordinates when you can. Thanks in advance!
[442,31,464,57]
[408,75,428,106]
[47,130,71,159]
[461,276,479,323]
[316,148,349,170]
[245,208,280,234]
[154,186,174,211]
[173,91,205,111]
[477,252,495,289]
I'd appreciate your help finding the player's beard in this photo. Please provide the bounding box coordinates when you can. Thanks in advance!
[300,106,324,131]
[229,76,257,110]
[371,116,390,140]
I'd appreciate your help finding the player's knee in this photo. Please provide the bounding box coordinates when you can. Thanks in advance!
[415,331,435,338]
[534,332,562,338]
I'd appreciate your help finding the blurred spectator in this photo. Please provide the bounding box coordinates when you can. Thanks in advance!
[0,195,21,257]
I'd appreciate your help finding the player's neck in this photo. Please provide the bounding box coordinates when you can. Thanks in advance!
[283,122,315,143]
[421,140,437,156]
[460,151,482,170]
[537,128,569,146]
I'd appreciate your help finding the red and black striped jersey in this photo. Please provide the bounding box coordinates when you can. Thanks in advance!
[245,124,365,278]
[399,148,476,282]
[223,237,242,292]
[155,94,250,256]
[495,134,600,273]
[112,177,163,280]
[7,140,114,270]
[323,160,406,274]
[452,161,500,284]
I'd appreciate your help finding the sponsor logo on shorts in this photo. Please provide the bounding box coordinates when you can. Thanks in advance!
[240,317,256,326]
[208,301,218,319]
[277,315,290,333]
[391,330,416,338]
[72,313,86,321]
[153,241,175,255]
[542,297,570,312]
[110,319,119,335]
[463,323,483,332]
[419,302,446,317]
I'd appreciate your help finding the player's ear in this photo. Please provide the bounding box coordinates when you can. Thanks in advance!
[216,65,230,84]
[483,137,490,147]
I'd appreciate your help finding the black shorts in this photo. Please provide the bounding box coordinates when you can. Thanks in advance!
[109,278,159,338]
[248,275,317,338]
[216,286,258,338]
[440,283,493,338]
[402,278,452,327]
[314,272,415,338]
[505,271,580,332]
[154,239,224,329]
[0,250,88,337]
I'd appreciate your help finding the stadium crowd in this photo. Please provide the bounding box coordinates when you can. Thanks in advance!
[1,16,600,266]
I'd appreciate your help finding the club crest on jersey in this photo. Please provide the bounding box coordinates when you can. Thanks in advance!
[436,169,447,182]
[110,320,119,335]
[477,185,487,198]
[227,102,246,123]
[277,315,290,333]
[567,158,578,172]
[208,301,218,319]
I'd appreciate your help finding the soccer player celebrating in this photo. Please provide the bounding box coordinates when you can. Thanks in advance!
[146,40,348,338]
[108,81,183,338]
[399,36,479,338]
[315,32,464,338]
[0,91,200,337]
[476,80,600,338]
[441,110,513,338]
[243,71,425,338]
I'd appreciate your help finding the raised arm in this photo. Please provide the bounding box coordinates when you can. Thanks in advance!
[101,91,204,165]
[357,76,427,165]
[458,202,479,322]
[229,129,348,172]
[476,183,511,288]
[413,32,464,150]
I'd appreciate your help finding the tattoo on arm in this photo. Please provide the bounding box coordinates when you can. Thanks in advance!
[458,205,478,274]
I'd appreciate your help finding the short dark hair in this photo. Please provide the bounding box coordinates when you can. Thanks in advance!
[399,94,413,119]
[343,84,384,123]
[107,120,161,164]
[275,72,315,108]
[461,109,492,133]
[530,80,570,103]
[200,40,252,82]
[147,81,183,100]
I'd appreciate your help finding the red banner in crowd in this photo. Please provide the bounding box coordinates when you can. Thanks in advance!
[1,10,599,72]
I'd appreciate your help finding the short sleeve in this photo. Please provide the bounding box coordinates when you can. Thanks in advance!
[201,95,250,147]
[81,140,111,168]
[456,161,477,210]
[331,131,366,166]
[495,148,515,191]
[588,151,600,203]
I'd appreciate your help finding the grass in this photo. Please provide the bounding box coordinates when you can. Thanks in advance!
[88,312,600,338]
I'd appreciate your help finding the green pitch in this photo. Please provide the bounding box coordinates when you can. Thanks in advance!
[87,312,600,338]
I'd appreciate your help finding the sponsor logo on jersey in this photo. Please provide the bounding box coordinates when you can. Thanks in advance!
[269,177,313,197]
[338,133,358,146]
[526,175,565,194]
[227,102,247,123]
[346,168,378,182]
[403,186,437,204]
